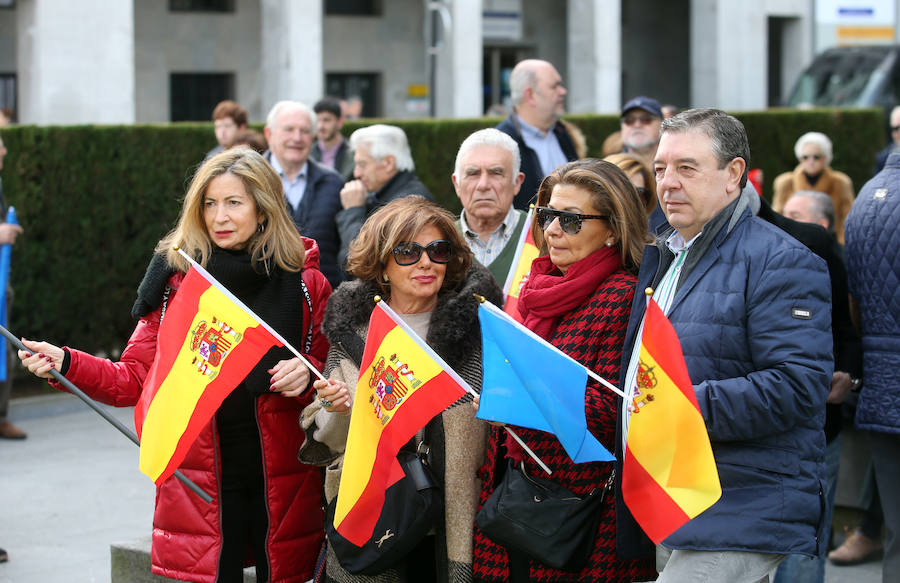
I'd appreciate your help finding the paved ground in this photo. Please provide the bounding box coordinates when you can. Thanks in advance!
[0,392,886,582]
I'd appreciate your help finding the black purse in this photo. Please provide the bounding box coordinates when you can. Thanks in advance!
[325,445,443,575]
[475,460,611,571]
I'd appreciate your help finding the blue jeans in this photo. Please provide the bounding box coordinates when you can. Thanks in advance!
[772,435,841,583]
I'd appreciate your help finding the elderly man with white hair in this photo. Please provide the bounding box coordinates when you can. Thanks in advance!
[772,131,855,243]
[496,59,578,211]
[336,124,432,268]
[263,100,345,287]
[451,128,526,283]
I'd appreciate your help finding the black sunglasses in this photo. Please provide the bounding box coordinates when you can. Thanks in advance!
[622,113,657,126]
[392,240,453,266]
[891,125,900,132]
[800,154,822,161]
[535,207,608,235]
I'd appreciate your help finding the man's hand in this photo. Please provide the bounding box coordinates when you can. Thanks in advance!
[340,180,368,210]
[827,371,854,404]
[0,223,23,245]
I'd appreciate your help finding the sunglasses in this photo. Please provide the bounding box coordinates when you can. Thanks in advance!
[392,240,453,266]
[891,125,900,132]
[536,207,608,235]
[622,113,657,126]
[800,154,822,161]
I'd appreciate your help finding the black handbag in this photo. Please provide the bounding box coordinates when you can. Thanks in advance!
[325,446,443,575]
[475,460,610,571]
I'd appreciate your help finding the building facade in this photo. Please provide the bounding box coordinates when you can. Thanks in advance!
[0,0,822,125]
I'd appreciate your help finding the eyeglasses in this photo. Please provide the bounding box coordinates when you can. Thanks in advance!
[392,240,453,266]
[535,207,608,235]
[622,113,657,126]
[800,154,822,161]
[635,186,653,205]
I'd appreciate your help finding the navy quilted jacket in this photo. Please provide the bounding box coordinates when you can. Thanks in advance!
[618,193,833,557]
[845,152,900,435]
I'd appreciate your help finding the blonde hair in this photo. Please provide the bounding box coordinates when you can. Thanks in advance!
[346,197,473,297]
[603,152,657,216]
[534,158,651,273]
[156,147,306,273]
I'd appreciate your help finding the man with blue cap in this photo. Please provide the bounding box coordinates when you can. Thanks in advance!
[621,96,663,170]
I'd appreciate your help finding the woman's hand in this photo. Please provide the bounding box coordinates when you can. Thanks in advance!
[267,357,310,398]
[312,378,352,415]
[17,339,64,379]
[472,393,505,427]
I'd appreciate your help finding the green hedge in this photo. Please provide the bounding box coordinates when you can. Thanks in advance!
[0,108,883,359]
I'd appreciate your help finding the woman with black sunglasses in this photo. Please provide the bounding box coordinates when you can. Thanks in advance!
[473,159,655,583]
[298,196,502,583]
[772,131,855,243]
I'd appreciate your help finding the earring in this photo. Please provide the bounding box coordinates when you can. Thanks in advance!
[606,241,615,247]
[257,222,265,233]
[383,274,390,283]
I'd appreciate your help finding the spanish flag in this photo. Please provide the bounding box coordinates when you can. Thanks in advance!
[502,208,538,322]
[622,298,721,544]
[136,262,285,485]
[334,301,467,547]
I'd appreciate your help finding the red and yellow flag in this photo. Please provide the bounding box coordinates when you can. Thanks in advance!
[136,263,284,485]
[622,298,721,544]
[334,301,467,547]
[502,208,538,322]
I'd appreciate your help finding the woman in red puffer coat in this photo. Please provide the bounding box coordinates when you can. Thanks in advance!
[18,149,330,583]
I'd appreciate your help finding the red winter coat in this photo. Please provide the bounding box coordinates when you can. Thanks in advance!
[52,238,330,583]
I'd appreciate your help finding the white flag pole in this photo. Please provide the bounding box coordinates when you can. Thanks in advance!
[175,247,326,381]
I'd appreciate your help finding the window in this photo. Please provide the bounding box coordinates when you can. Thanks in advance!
[170,73,235,122]
[325,73,379,118]
[0,0,15,9]
[325,0,380,16]
[169,0,234,13]
[0,74,15,121]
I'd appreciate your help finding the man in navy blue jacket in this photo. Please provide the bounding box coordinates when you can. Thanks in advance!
[263,101,344,288]
[617,109,833,582]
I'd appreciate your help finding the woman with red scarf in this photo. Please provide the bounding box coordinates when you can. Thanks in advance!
[473,159,656,583]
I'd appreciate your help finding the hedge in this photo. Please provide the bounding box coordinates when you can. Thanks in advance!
[0,108,883,360]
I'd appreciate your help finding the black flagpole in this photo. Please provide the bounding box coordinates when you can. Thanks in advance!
[0,324,213,503]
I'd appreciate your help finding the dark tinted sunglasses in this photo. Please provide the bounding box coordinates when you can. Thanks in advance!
[622,113,657,126]
[536,206,608,235]
[392,240,453,266]
[800,154,822,161]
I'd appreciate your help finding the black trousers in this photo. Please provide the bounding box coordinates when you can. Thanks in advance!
[217,483,269,583]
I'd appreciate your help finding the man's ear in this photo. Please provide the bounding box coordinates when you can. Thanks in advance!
[726,157,747,193]
[263,126,272,142]
[382,154,397,173]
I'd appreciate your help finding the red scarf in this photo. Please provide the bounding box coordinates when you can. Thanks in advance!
[518,246,623,340]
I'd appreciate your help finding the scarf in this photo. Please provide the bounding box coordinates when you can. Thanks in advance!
[518,245,623,340]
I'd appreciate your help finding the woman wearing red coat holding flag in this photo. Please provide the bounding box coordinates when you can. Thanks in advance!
[473,159,656,582]
[17,148,331,583]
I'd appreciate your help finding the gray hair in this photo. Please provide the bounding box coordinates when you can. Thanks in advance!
[793,132,833,165]
[790,190,836,232]
[661,108,751,188]
[265,100,317,134]
[349,124,415,172]
[453,128,521,181]
[509,60,540,107]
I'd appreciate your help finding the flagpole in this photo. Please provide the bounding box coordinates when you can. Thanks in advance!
[0,324,214,504]
[175,247,326,381]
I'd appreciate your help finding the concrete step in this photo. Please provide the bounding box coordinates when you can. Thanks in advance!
[111,536,257,582]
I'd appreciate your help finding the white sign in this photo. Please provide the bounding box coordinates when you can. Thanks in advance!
[816,0,895,25]
[483,0,522,41]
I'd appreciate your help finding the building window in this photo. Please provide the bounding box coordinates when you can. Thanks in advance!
[0,74,15,122]
[170,73,235,122]
[169,0,234,13]
[325,0,380,16]
[0,0,15,9]
[325,73,379,118]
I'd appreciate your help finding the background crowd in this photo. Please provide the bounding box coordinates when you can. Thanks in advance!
[1,57,898,583]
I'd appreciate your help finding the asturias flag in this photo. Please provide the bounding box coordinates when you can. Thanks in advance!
[622,297,721,544]
[502,208,538,322]
[476,300,614,464]
[136,261,285,486]
[334,301,467,547]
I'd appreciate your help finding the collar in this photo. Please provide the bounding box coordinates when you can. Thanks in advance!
[269,155,307,183]
[317,137,343,156]
[460,205,519,238]
[515,113,553,138]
